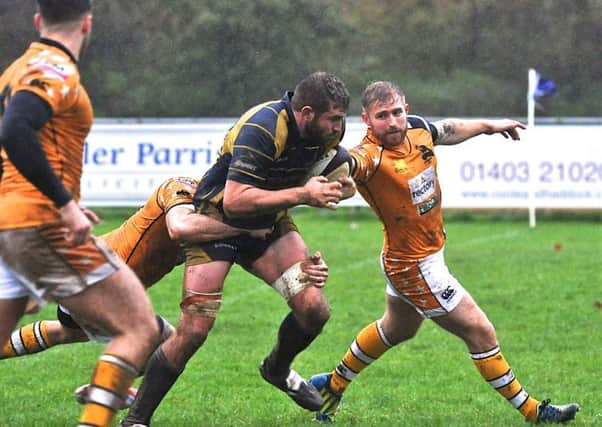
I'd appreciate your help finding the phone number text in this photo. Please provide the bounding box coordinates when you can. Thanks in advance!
[460,161,602,183]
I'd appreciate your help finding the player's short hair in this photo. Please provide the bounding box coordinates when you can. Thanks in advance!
[362,81,405,111]
[291,71,350,115]
[37,0,92,25]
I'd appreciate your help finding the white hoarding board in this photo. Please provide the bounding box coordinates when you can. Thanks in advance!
[435,126,602,209]
[82,123,227,205]
[81,122,602,210]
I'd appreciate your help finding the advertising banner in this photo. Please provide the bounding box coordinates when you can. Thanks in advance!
[81,121,602,210]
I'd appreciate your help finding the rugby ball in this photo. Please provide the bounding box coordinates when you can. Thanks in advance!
[304,145,353,183]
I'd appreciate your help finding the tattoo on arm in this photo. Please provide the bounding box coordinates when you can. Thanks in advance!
[435,119,456,145]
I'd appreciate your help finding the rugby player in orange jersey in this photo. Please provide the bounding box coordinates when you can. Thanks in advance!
[0,1,159,425]
[309,81,580,424]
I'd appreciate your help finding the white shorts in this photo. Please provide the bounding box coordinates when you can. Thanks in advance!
[383,247,465,318]
[58,304,111,343]
[0,257,46,307]
[0,227,120,301]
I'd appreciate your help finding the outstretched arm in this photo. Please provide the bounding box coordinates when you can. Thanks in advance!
[433,118,526,146]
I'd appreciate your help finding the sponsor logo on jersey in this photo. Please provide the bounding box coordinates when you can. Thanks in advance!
[393,159,409,174]
[409,166,435,204]
[418,195,439,215]
[214,242,237,251]
[231,159,258,172]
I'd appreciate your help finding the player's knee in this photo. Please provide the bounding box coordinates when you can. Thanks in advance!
[183,328,210,351]
[140,316,161,348]
[270,261,314,301]
[172,322,213,356]
[460,315,497,350]
[476,318,497,343]
[180,290,222,319]
[120,306,161,348]
[178,290,222,345]
[311,305,330,331]
[295,301,330,334]
[387,326,418,344]
[60,326,89,343]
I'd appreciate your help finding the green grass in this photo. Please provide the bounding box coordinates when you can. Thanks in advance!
[1,207,600,426]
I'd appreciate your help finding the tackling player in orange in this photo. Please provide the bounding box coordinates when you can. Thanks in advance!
[0,176,274,356]
[309,81,580,424]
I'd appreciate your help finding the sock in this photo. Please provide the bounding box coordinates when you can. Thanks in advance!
[78,353,138,427]
[330,319,393,394]
[1,321,52,359]
[264,312,317,376]
[471,345,539,421]
[121,347,181,426]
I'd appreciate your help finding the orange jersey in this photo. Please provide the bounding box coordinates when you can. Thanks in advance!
[101,177,199,287]
[0,40,93,229]
[351,116,444,260]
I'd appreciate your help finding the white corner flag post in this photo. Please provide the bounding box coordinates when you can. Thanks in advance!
[527,68,537,228]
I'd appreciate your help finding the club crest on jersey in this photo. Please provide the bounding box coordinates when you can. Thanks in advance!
[416,145,434,163]
[28,79,48,90]
[408,166,436,204]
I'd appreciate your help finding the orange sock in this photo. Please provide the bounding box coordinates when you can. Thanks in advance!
[1,321,51,359]
[471,346,539,421]
[330,320,393,394]
[78,354,138,427]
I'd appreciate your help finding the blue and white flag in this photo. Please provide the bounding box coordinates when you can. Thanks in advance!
[531,71,557,101]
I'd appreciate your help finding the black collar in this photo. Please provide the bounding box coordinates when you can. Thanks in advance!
[38,37,78,64]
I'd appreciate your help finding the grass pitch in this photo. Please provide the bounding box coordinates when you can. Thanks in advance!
[1,207,600,426]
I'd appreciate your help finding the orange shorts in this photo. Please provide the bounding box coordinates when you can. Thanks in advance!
[382,247,465,318]
[0,223,122,301]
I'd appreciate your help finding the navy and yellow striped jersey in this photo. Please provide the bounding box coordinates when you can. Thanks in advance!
[194,92,343,229]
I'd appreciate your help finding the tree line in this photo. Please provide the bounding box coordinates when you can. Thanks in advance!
[1,0,600,118]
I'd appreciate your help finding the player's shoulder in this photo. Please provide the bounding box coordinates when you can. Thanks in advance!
[354,133,382,154]
[9,42,81,107]
[236,98,293,155]
[408,115,438,140]
[407,115,432,131]
[243,96,290,127]
[159,177,199,196]
[155,177,199,211]
[24,43,79,82]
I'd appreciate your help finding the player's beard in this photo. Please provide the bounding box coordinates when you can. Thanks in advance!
[304,117,337,146]
[379,127,407,148]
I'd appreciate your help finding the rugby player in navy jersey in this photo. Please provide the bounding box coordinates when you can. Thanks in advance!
[120,72,355,426]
